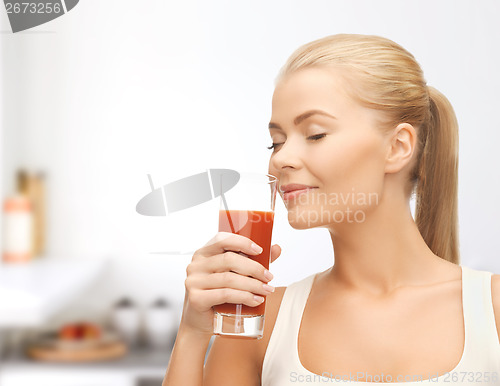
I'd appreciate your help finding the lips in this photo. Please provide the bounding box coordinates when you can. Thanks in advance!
[279,184,318,202]
[279,183,317,194]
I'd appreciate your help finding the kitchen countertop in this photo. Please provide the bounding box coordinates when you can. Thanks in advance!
[0,258,108,327]
[0,334,216,386]
[0,345,172,378]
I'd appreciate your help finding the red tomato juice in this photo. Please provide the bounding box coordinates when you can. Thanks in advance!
[214,209,274,316]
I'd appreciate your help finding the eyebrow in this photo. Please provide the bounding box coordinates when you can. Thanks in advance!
[269,109,337,130]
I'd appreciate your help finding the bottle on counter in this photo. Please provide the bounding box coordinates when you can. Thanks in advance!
[25,172,46,257]
[144,297,176,349]
[2,194,33,263]
[2,169,47,263]
[111,297,141,347]
[16,169,46,257]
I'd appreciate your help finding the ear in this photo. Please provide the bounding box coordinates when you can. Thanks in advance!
[384,123,417,174]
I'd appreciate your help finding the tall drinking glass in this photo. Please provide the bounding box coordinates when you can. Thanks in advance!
[213,172,278,339]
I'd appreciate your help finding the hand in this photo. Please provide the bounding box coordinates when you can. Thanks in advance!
[178,232,282,336]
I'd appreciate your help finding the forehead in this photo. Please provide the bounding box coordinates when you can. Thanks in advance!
[271,67,355,115]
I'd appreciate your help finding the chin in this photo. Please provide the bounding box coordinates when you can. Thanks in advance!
[286,208,323,230]
[288,221,313,230]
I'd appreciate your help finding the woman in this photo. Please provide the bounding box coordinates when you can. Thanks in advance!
[164,34,500,385]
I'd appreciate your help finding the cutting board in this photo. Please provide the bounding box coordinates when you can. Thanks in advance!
[26,340,127,362]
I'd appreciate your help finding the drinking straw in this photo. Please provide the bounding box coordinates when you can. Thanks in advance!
[220,173,236,233]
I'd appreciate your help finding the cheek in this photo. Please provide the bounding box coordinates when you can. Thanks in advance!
[318,136,385,205]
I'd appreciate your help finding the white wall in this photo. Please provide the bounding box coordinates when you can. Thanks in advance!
[1,0,499,323]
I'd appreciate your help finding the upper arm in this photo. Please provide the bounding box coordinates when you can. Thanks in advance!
[203,335,261,386]
[203,287,286,386]
[491,274,500,343]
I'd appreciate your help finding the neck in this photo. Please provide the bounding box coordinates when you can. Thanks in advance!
[326,190,447,297]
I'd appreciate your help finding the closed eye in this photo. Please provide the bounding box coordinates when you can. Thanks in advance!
[308,133,326,141]
[267,133,327,151]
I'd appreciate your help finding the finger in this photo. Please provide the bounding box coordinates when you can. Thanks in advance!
[270,244,281,264]
[189,271,275,296]
[205,251,273,283]
[203,288,267,308]
[202,232,264,256]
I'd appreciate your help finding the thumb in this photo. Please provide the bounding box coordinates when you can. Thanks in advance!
[270,244,282,264]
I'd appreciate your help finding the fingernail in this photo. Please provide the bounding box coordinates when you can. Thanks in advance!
[264,270,274,281]
[251,243,263,253]
[254,295,265,303]
[263,284,275,293]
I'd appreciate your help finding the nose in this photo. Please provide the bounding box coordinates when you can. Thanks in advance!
[268,138,302,171]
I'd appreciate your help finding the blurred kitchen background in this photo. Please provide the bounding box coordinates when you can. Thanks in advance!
[1,1,499,385]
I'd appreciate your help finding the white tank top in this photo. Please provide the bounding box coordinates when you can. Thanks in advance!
[262,265,500,385]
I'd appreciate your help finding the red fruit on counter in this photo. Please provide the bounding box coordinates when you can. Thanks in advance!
[59,324,80,340]
[82,322,101,339]
[58,322,101,340]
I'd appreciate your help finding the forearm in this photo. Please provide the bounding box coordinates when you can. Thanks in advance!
[163,326,213,386]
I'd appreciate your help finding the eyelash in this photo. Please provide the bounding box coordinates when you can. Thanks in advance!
[267,134,326,150]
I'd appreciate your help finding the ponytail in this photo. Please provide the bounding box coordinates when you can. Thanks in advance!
[414,86,460,264]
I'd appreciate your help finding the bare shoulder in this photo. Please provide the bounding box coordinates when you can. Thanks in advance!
[203,287,287,386]
[491,274,500,342]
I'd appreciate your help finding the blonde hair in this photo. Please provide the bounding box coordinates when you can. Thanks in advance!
[277,34,459,264]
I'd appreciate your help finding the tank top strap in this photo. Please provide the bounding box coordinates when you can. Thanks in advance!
[460,265,500,366]
[262,273,316,385]
[282,273,317,328]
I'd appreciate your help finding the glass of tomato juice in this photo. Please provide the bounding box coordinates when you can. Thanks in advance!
[213,172,278,339]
